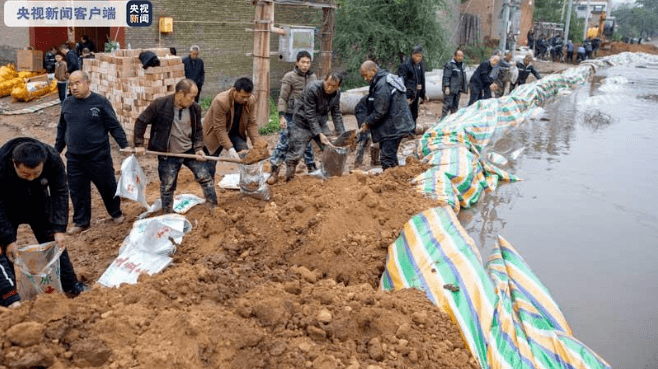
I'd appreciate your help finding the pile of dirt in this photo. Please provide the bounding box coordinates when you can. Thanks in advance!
[598,41,658,57]
[1,162,478,369]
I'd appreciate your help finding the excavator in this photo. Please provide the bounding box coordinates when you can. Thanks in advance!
[586,10,616,45]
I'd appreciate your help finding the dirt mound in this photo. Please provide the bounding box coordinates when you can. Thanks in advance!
[598,41,658,57]
[1,162,477,369]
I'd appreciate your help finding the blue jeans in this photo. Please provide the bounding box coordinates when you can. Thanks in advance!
[270,114,315,168]
[157,151,217,212]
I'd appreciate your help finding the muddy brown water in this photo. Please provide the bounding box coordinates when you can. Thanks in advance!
[457,63,658,368]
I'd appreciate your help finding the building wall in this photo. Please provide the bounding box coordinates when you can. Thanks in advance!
[124,1,321,100]
[0,0,30,65]
[459,0,534,47]
[460,0,499,42]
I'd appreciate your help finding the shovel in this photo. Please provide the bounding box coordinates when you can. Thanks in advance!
[120,147,270,165]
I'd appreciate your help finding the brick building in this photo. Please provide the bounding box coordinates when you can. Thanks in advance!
[459,0,534,47]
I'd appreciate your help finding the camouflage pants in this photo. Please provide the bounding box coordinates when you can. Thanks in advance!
[270,114,315,168]
[285,121,328,167]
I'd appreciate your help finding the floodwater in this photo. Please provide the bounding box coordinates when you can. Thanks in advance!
[458,63,658,368]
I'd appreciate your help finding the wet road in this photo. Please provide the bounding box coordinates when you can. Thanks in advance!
[458,62,658,368]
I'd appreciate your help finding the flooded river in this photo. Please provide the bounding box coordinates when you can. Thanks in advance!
[458,62,658,368]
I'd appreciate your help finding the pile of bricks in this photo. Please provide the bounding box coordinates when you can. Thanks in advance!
[82,48,185,136]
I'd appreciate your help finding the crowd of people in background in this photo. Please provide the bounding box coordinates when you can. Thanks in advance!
[44,35,97,103]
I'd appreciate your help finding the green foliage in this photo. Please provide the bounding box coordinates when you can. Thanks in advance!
[614,3,658,38]
[461,44,496,65]
[533,0,584,43]
[258,97,281,136]
[334,0,450,87]
[200,96,212,113]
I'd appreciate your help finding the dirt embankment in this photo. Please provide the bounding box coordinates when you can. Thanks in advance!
[0,157,479,369]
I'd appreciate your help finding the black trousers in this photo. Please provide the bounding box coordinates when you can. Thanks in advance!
[204,133,249,179]
[0,214,78,307]
[67,152,122,227]
[57,81,68,103]
[468,83,491,106]
[409,96,419,123]
[441,93,461,118]
[195,83,203,103]
[379,137,403,170]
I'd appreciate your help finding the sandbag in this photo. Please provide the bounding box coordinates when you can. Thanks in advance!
[321,146,349,178]
[115,155,149,208]
[98,214,192,288]
[239,162,271,201]
[15,242,65,300]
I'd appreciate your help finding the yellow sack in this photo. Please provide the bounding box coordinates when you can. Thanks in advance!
[0,77,24,97]
[0,64,18,82]
[50,79,57,93]
[18,71,40,79]
[11,80,50,102]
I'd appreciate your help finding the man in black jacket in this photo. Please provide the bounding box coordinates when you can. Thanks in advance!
[359,61,415,170]
[284,73,345,181]
[134,79,217,213]
[468,54,500,106]
[60,43,79,74]
[44,46,57,73]
[442,49,468,118]
[56,71,129,234]
[0,138,86,307]
[397,45,427,125]
[512,53,542,90]
[182,45,205,103]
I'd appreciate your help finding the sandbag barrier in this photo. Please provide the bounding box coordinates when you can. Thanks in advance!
[381,52,658,368]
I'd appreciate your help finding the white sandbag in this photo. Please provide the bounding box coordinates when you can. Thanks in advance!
[115,155,149,208]
[98,214,192,288]
[15,242,64,300]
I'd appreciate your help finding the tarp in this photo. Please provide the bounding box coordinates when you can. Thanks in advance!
[381,207,611,369]
[380,54,658,368]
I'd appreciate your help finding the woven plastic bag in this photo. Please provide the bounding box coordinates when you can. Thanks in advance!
[239,162,271,201]
[321,146,349,178]
[115,155,149,208]
[14,242,65,300]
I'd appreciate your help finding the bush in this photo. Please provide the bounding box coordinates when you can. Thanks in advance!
[334,0,450,84]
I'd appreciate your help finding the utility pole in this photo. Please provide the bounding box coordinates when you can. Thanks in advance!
[319,6,335,79]
[252,0,275,128]
[583,0,591,40]
[498,0,511,51]
[563,0,573,61]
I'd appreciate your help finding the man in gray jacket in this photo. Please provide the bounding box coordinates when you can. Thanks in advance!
[441,49,468,118]
[285,73,345,181]
[268,51,318,184]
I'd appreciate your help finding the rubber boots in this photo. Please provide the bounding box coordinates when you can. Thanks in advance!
[285,163,296,182]
[370,146,381,166]
[267,165,280,185]
[307,163,317,173]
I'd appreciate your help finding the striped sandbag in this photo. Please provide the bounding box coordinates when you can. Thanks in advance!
[381,207,612,369]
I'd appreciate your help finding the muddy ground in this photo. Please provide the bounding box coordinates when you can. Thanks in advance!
[0,42,655,369]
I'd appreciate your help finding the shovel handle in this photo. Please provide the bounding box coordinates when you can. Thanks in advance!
[145,150,244,163]
[119,148,243,163]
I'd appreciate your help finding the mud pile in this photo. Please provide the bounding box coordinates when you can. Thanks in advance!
[598,41,658,57]
[1,163,477,369]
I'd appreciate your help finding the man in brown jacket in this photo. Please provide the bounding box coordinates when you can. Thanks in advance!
[267,51,317,184]
[203,77,264,177]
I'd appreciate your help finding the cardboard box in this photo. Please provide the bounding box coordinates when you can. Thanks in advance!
[16,50,43,71]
